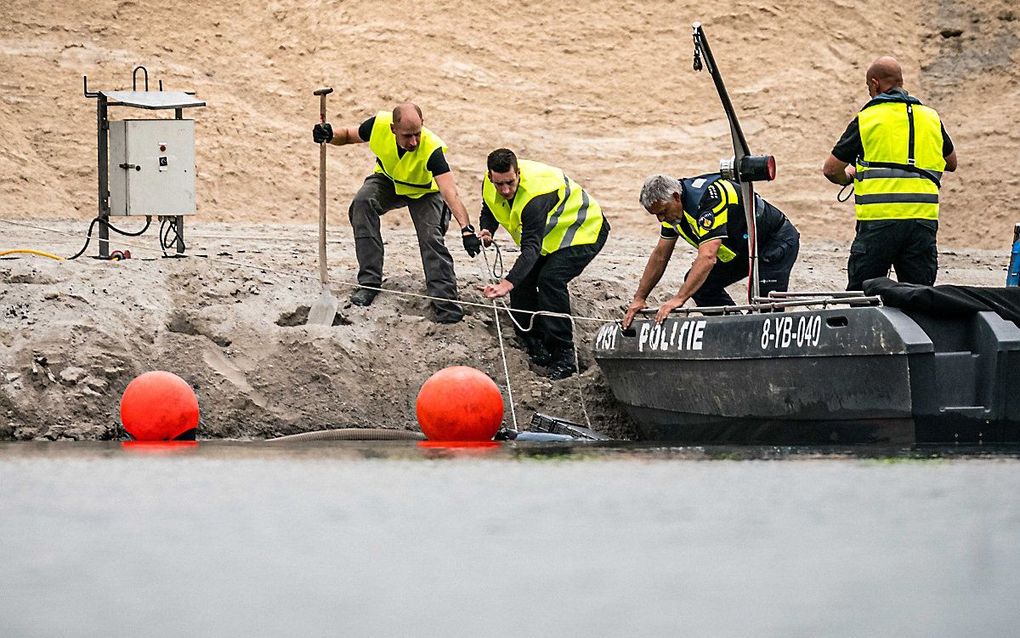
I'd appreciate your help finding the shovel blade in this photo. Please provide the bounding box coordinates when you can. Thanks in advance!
[307,288,339,326]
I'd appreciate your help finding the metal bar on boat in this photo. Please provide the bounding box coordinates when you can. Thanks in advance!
[763,291,872,298]
[635,295,881,317]
[750,296,881,310]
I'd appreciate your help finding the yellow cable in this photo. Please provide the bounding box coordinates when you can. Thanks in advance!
[0,249,65,261]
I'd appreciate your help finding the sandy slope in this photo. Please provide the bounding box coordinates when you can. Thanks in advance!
[1,1,1019,439]
[1,0,1018,245]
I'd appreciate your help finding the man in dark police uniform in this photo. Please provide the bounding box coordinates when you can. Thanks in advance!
[622,173,800,329]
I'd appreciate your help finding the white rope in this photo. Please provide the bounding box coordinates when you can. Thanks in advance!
[491,301,519,432]
[480,241,593,429]
[479,242,520,432]
[494,299,592,429]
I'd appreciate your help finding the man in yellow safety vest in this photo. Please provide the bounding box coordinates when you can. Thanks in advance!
[823,56,958,291]
[477,148,610,380]
[313,103,481,323]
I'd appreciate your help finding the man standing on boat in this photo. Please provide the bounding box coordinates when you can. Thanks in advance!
[822,56,957,291]
[477,148,610,380]
[312,103,481,324]
[622,174,800,328]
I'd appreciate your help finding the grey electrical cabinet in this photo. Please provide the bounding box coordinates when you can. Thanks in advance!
[108,119,196,216]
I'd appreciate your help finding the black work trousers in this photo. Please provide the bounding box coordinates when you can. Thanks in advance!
[348,173,462,321]
[689,218,800,307]
[846,219,938,291]
[509,223,609,353]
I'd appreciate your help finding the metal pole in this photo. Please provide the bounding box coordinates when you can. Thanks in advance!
[692,23,758,302]
[692,23,750,157]
[175,107,185,254]
[97,94,110,258]
[741,182,759,303]
[314,88,334,287]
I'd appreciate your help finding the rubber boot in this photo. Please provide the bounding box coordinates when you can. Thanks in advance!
[546,347,577,380]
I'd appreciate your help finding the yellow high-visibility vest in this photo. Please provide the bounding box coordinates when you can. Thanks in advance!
[661,175,740,263]
[482,160,605,255]
[368,111,446,198]
[854,96,946,220]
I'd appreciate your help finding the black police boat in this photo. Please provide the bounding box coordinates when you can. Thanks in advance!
[591,24,1020,445]
[593,284,1020,444]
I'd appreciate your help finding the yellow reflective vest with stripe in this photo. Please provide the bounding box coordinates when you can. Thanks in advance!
[482,160,605,255]
[368,111,446,198]
[854,94,946,220]
[661,175,740,263]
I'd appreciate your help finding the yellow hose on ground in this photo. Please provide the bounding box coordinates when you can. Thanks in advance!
[0,249,64,261]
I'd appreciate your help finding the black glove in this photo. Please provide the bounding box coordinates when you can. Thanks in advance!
[461,225,482,257]
[312,122,333,143]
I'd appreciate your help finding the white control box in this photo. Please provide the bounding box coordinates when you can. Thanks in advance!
[108,119,196,216]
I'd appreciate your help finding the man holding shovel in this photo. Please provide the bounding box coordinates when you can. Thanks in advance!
[313,103,480,324]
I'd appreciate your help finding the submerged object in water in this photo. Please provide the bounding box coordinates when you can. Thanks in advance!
[498,413,613,442]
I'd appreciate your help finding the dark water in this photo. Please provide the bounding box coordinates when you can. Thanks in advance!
[2,441,1019,637]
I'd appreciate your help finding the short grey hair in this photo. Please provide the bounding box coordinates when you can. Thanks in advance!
[639,174,681,209]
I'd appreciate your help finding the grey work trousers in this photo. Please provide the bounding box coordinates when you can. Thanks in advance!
[348,173,462,320]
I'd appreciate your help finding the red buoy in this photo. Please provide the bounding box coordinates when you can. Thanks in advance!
[120,371,200,441]
[416,366,504,441]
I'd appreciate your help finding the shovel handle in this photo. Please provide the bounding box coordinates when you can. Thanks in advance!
[315,87,333,286]
[314,86,333,121]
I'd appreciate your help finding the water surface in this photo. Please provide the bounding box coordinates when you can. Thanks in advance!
[2,441,1019,637]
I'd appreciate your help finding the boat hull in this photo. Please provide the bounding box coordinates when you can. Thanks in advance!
[593,306,1020,444]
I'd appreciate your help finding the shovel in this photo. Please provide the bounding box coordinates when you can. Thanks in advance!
[307,86,339,326]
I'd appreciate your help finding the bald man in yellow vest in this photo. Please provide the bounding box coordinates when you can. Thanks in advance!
[313,103,481,323]
[823,56,957,290]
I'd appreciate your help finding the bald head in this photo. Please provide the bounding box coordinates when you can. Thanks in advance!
[866,56,903,97]
[390,102,424,152]
[392,102,423,126]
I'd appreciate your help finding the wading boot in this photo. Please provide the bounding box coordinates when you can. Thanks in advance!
[546,348,577,380]
[434,301,464,324]
[522,335,554,366]
[350,287,379,307]
[434,312,463,324]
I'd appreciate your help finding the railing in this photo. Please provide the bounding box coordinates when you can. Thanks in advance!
[637,292,881,317]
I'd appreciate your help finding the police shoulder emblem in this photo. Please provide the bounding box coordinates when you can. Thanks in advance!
[698,211,715,230]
